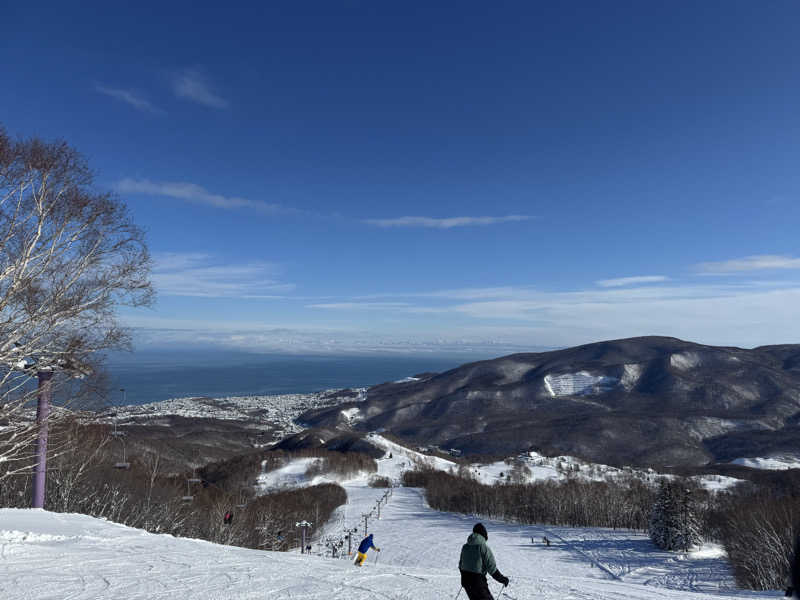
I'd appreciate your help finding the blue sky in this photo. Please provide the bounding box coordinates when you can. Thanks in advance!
[3,2,800,355]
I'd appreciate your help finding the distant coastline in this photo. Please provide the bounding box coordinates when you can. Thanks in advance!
[104,350,482,406]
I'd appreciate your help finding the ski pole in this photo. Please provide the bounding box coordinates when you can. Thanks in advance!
[454,586,462,600]
[374,551,380,565]
[497,584,507,600]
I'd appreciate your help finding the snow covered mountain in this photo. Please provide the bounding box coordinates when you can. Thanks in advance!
[300,336,800,467]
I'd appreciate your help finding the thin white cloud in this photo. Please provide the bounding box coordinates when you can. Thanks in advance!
[126,321,526,356]
[301,279,800,347]
[364,215,532,229]
[596,275,669,288]
[116,178,296,215]
[307,302,412,310]
[94,84,164,114]
[355,287,524,300]
[170,68,229,108]
[695,255,800,274]
[152,252,293,298]
[124,277,800,352]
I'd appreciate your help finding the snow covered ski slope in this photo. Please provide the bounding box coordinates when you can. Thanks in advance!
[0,435,778,600]
[0,487,776,600]
[0,434,778,599]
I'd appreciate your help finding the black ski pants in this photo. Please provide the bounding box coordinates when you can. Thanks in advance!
[460,570,493,600]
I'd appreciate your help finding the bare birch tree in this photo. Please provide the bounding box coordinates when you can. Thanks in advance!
[0,125,152,479]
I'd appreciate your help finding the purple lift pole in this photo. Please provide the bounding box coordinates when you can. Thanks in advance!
[32,370,53,509]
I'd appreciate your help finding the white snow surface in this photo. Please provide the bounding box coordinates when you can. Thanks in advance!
[256,457,323,491]
[670,352,702,370]
[255,437,742,493]
[340,406,363,424]
[621,363,643,389]
[367,433,457,481]
[0,435,758,599]
[0,494,774,600]
[731,455,800,470]
[544,371,619,397]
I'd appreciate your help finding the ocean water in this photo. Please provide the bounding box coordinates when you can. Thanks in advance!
[104,350,483,406]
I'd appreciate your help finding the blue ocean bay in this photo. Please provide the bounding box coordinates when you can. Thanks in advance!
[105,351,483,406]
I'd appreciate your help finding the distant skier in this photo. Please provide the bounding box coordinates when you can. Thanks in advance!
[223,511,233,525]
[459,523,509,600]
[354,533,380,566]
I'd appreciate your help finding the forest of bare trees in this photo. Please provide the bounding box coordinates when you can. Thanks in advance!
[0,420,347,552]
[403,466,656,530]
[403,465,800,591]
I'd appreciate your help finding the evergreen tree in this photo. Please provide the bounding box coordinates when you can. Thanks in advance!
[649,480,701,551]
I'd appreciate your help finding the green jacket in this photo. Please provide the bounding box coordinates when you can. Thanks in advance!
[458,532,497,576]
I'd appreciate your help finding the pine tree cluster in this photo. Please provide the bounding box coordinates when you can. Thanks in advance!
[648,480,701,552]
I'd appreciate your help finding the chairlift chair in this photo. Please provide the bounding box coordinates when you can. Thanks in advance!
[187,469,202,485]
[112,428,130,469]
[110,416,126,437]
[182,476,198,501]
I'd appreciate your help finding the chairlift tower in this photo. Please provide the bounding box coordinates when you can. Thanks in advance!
[362,513,370,538]
[6,348,91,508]
[295,520,312,553]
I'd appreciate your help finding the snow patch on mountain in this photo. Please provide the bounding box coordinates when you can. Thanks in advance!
[340,407,362,424]
[621,363,643,389]
[544,371,619,397]
[351,440,744,493]
[670,352,702,370]
[367,433,456,481]
[730,455,800,470]
[697,475,743,491]
[256,457,321,491]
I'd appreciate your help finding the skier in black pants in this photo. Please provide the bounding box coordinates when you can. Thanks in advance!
[458,523,509,600]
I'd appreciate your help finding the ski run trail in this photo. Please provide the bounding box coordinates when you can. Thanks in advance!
[0,435,777,599]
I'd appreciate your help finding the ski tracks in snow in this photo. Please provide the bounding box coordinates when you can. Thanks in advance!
[0,490,768,600]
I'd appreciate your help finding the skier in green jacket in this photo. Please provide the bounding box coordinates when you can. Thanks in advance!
[458,523,509,600]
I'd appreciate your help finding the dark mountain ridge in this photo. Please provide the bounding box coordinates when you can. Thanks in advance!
[300,336,800,467]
